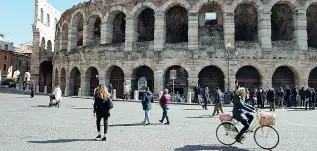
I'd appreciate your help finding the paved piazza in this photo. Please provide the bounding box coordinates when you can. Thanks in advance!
[0,89,316,151]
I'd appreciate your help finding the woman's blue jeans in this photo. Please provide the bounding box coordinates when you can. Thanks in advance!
[144,110,149,122]
[161,105,169,122]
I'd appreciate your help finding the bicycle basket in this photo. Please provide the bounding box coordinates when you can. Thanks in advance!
[260,112,276,126]
[219,113,233,121]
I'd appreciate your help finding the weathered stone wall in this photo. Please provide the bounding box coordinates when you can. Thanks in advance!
[52,0,317,96]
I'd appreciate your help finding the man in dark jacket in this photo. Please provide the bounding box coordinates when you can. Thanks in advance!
[256,88,265,109]
[141,87,153,125]
[299,87,306,107]
[285,85,291,107]
[291,87,298,107]
[305,88,312,110]
[212,87,224,116]
[267,88,275,111]
[277,87,284,108]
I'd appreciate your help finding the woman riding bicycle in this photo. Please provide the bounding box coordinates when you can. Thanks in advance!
[233,87,256,143]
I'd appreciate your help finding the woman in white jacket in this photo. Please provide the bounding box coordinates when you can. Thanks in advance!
[50,85,62,107]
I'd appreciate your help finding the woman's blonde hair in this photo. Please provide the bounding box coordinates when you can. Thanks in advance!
[98,84,111,100]
[163,89,169,94]
[237,87,246,96]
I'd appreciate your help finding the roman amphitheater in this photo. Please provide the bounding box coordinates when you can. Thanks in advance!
[45,0,317,99]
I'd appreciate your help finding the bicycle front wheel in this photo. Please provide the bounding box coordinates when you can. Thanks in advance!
[216,122,239,146]
[254,125,280,150]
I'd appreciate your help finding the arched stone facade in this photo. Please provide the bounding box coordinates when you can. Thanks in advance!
[52,0,317,99]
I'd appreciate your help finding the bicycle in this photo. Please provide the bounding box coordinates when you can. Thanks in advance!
[216,110,280,150]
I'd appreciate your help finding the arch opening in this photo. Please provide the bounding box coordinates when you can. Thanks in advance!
[307,4,317,49]
[166,6,188,44]
[61,24,68,51]
[271,3,294,41]
[71,13,84,49]
[164,65,188,100]
[47,40,52,52]
[137,8,154,42]
[272,66,295,89]
[85,67,99,96]
[234,4,258,41]
[39,61,53,93]
[88,15,101,43]
[54,68,58,87]
[198,66,225,94]
[235,66,261,90]
[132,66,154,99]
[309,67,317,91]
[70,67,81,96]
[198,4,223,46]
[107,66,124,98]
[41,37,46,51]
[112,12,126,43]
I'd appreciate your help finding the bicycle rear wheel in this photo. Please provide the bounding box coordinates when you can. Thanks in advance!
[254,125,280,150]
[216,122,239,146]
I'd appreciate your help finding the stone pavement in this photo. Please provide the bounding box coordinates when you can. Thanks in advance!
[0,90,317,151]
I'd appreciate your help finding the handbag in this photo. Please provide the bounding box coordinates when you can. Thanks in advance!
[108,99,114,109]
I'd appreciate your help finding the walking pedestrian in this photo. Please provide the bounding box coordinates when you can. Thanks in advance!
[159,89,171,125]
[93,84,113,141]
[123,83,130,100]
[277,87,284,108]
[141,87,153,125]
[285,85,291,107]
[212,87,224,116]
[312,88,316,110]
[30,80,35,98]
[305,87,312,110]
[291,87,298,107]
[267,88,275,111]
[299,87,306,107]
[202,87,209,110]
[256,88,265,109]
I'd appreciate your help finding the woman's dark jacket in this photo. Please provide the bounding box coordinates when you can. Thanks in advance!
[267,90,275,102]
[93,96,111,117]
[142,91,153,110]
[232,95,253,119]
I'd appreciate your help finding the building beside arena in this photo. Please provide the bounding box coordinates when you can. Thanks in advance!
[40,0,317,99]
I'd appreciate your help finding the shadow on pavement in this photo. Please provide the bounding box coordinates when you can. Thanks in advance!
[186,115,215,119]
[71,107,93,110]
[174,144,256,151]
[109,123,162,127]
[27,138,96,144]
[30,105,51,108]
[182,108,203,110]
[287,109,311,111]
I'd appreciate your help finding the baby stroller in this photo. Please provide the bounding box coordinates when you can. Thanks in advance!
[49,94,60,108]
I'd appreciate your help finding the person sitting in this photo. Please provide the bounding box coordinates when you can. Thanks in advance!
[232,87,256,143]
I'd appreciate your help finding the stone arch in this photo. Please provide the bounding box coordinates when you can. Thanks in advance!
[309,67,317,91]
[61,23,69,51]
[106,65,125,98]
[231,0,263,10]
[307,3,317,49]
[69,67,81,96]
[54,68,58,87]
[270,0,300,41]
[164,65,189,97]
[132,65,155,94]
[70,11,84,50]
[272,66,296,89]
[198,2,223,45]
[41,37,46,51]
[87,13,102,43]
[161,0,190,12]
[84,67,99,96]
[235,66,261,90]
[234,3,258,41]
[60,68,66,94]
[39,61,53,93]
[105,6,128,43]
[165,5,188,43]
[47,40,52,52]
[198,65,225,93]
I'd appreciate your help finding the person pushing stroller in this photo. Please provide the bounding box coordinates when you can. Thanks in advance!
[49,85,62,107]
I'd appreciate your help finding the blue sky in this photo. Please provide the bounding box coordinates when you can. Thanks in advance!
[0,0,87,47]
